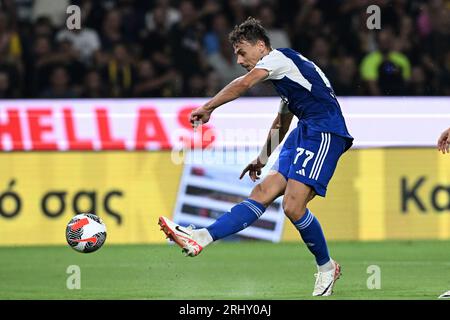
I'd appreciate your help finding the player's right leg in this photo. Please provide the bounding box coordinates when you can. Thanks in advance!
[159,171,287,257]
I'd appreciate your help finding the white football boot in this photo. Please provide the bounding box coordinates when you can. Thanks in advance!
[158,216,203,257]
[312,260,342,296]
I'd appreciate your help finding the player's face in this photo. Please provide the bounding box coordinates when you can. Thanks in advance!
[233,40,266,72]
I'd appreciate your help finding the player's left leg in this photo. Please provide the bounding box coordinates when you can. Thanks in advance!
[284,125,350,296]
[283,179,340,296]
[283,180,331,267]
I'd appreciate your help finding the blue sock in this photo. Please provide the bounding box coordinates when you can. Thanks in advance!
[293,208,330,266]
[207,199,266,241]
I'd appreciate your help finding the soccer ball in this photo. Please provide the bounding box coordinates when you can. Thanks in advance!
[66,213,107,253]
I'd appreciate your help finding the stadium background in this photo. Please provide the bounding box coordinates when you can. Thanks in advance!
[0,0,449,300]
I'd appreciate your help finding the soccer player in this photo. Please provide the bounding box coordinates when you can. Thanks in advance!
[159,17,354,296]
[437,127,450,154]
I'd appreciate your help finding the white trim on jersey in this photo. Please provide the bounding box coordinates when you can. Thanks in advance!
[309,133,331,181]
[254,50,312,91]
[309,133,326,180]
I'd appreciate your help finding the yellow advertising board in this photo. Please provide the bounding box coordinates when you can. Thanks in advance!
[0,152,182,245]
[0,149,449,245]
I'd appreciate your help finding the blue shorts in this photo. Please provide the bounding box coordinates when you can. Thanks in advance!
[271,122,352,197]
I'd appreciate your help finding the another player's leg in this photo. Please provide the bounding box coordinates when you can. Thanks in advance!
[283,179,340,296]
[159,171,286,257]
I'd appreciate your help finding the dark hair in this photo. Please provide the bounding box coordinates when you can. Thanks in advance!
[228,17,271,48]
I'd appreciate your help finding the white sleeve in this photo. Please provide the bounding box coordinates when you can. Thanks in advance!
[278,100,290,114]
[254,50,290,80]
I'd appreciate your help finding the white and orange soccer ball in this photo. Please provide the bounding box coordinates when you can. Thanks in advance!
[66,213,107,253]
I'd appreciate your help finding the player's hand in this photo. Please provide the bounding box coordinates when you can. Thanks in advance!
[190,106,212,129]
[437,127,450,154]
[240,157,267,182]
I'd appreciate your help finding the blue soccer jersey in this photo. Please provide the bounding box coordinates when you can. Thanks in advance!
[255,48,354,196]
[255,48,354,147]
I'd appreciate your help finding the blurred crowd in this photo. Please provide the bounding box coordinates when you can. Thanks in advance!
[0,0,448,99]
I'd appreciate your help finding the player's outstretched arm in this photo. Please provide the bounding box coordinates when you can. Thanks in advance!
[240,103,294,182]
[189,68,269,128]
[437,127,450,154]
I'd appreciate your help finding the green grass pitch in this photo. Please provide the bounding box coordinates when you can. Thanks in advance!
[1,240,449,300]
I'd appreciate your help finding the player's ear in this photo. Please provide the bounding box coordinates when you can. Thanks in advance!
[257,40,265,53]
